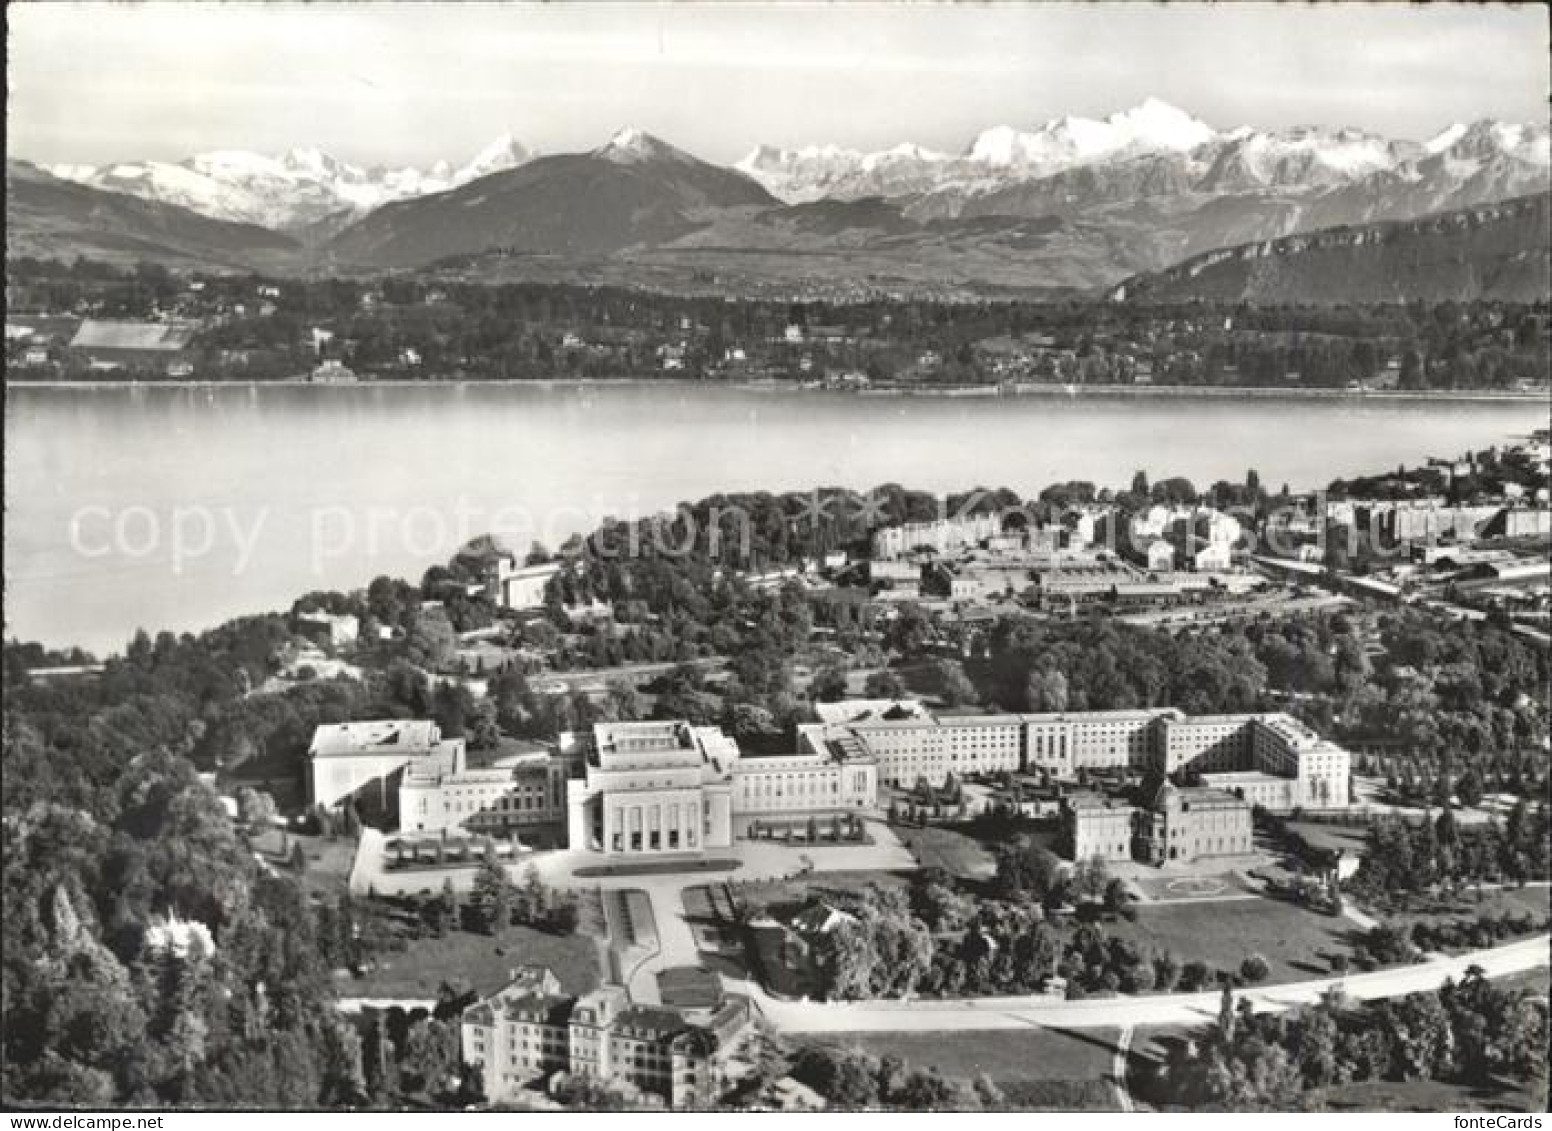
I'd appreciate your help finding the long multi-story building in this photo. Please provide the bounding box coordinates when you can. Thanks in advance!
[816,701,1349,812]
[871,513,1002,560]
[399,741,569,837]
[461,967,750,1108]
[310,702,1346,852]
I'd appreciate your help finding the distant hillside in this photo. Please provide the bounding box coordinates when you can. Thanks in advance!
[1111,194,1550,304]
[6,160,301,270]
[323,129,778,269]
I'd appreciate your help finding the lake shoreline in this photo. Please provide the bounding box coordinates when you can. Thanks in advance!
[6,377,1550,404]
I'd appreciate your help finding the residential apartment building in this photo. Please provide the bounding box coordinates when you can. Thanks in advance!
[462,968,750,1108]
[871,513,1002,560]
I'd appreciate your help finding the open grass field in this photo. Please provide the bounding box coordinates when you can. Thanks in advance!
[1311,1076,1546,1113]
[1109,895,1353,983]
[811,1027,1122,1110]
[252,829,356,900]
[346,923,601,999]
[897,823,996,879]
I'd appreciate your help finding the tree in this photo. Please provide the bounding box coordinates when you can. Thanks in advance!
[406,613,456,672]
[235,787,278,827]
[936,660,978,708]
[397,1019,459,1098]
[1102,877,1132,918]
[994,841,1061,901]
[864,670,907,699]
[1072,854,1112,903]
[810,665,849,703]
[1025,668,1069,712]
[468,855,513,934]
[1239,953,1271,984]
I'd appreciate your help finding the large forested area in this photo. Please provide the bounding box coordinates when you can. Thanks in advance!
[7,258,1547,390]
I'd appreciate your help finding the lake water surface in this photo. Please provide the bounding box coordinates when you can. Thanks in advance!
[5,383,1543,654]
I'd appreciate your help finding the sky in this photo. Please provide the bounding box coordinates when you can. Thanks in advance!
[9,2,1549,168]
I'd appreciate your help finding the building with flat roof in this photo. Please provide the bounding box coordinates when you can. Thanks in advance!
[872,513,1002,560]
[814,699,1349,811]
[308,719,447,812]
[399,741,569,837]
[490,556,564,610]
[563,721,740,855]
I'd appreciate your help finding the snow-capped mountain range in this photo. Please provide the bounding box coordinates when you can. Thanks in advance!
[26,101,1548,293]
[734,98,1549,210]
[47,135,534,235]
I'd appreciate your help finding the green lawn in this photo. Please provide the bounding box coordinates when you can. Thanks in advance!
[1108,896,1353,983]
[252,829,356,899]
[346,923,601,999]
[1310,1076,1546,1113]
[811,1028,1122,1110]
[897,823,996,880]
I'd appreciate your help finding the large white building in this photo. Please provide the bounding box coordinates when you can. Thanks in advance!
[563,721,740,855]
[562,719,879,855]
[399,741,569,837]
[308,700,1347,851]
[816,700,1349,812]
[871,513,1002,560]
[308,719,447,811]
[487,555,564,610]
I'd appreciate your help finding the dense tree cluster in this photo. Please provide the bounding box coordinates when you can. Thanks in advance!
[1350,803,1551,904]
[1145,975,1549,1111]
[10,257,1546,392]
[788,1043,1005,1111]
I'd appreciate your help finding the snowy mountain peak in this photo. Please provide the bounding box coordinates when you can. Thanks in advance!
[44,137,535,236]
[1425,123,1468,155]
[457,133,533,182]
[1105,98,1218,150]
[964,100,1217,177]
[597,127,683,164]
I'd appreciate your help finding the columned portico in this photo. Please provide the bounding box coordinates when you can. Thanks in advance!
[565,721,737,856]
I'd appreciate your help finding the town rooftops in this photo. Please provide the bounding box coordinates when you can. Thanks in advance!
[308,719,441,758]
[70,320,197,352]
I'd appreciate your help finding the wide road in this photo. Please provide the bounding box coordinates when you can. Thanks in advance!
[731,934,1549,1034]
